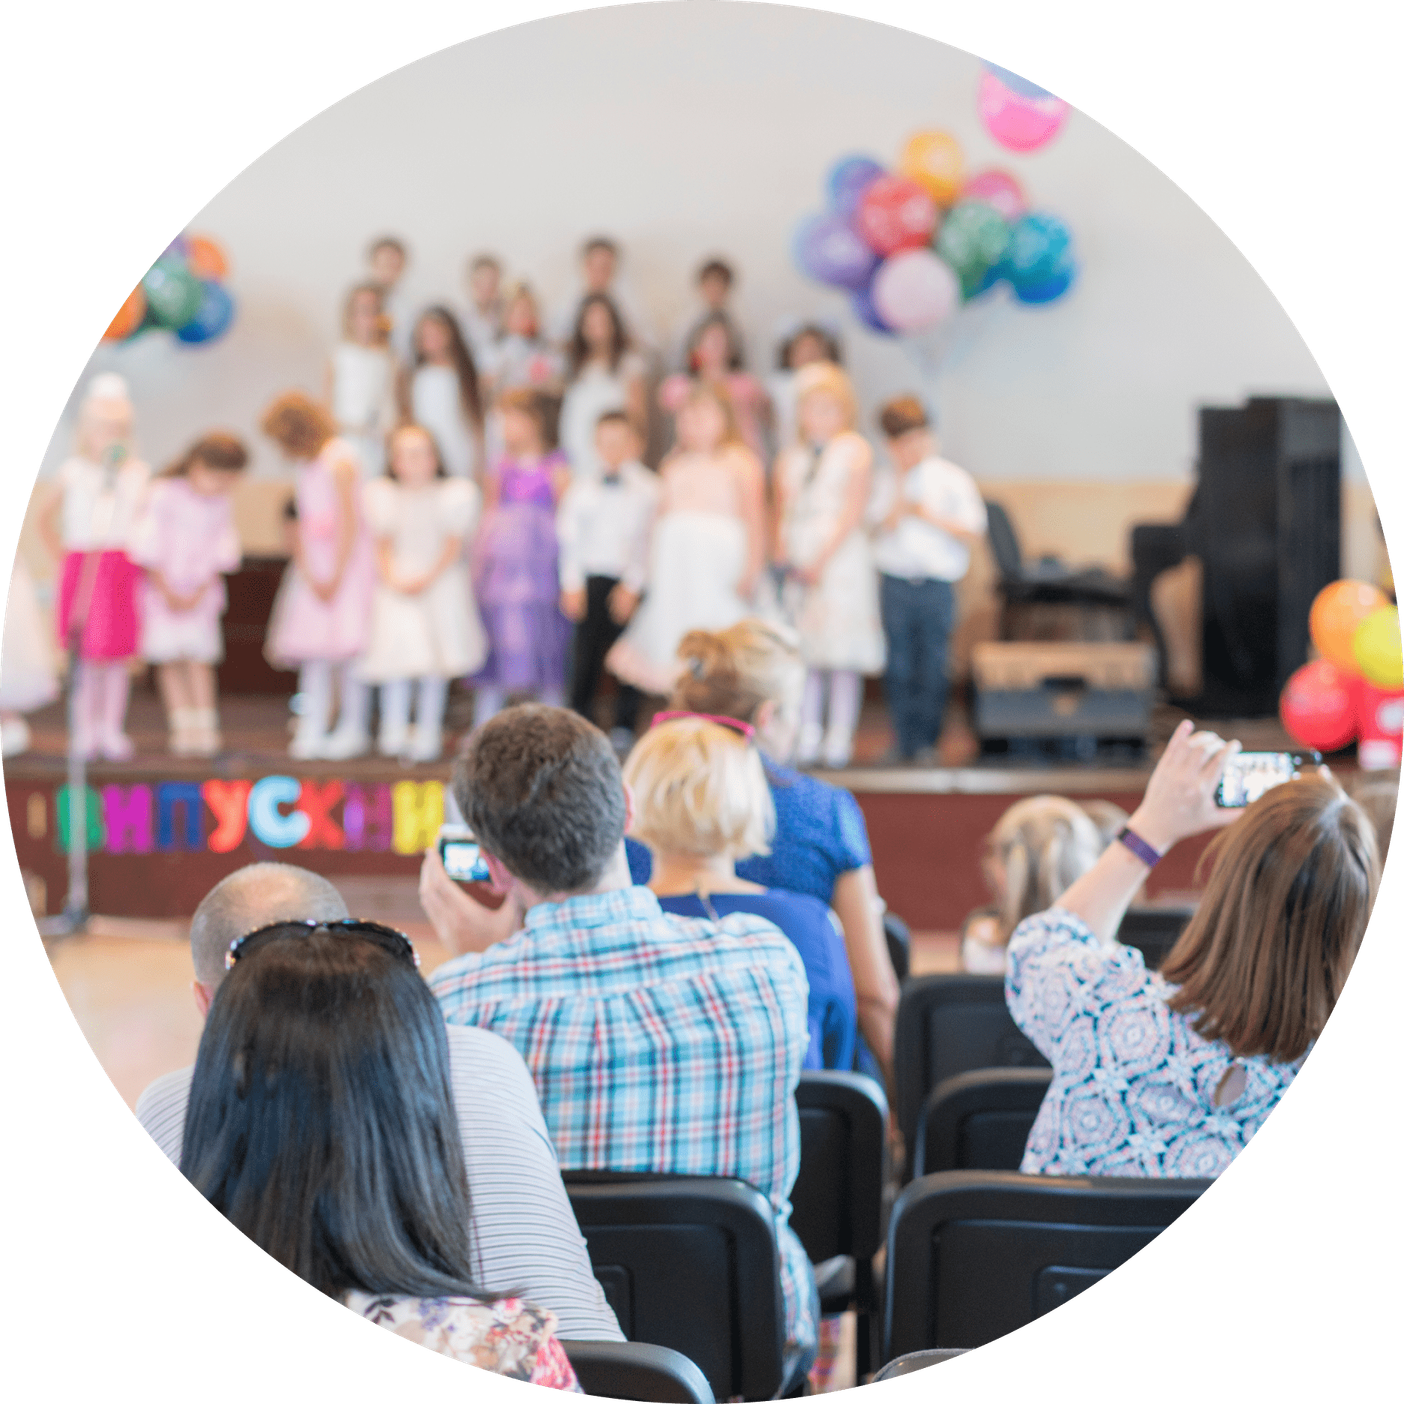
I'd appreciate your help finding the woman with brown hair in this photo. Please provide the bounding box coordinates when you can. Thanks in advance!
[1007,720,1379,1178]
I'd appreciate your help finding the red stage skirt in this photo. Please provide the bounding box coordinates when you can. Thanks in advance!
[57,550,141,661]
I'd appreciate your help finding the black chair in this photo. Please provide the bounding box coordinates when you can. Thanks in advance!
[872,1349,969,1381]
[893,974,1048,1178]
[884,1170,1211,1359]
[883,910,912,983]
[561,1340,715,1404]
[1117,905,1193,971]
[911,1068,1053,1177]
[790,1071,888,1379]
[564,1173,785,1403]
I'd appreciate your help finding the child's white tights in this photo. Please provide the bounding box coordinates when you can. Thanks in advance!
[73,661,132,762]
[797,668,861,769]
[379,676,450,762]
[293,660,370,760]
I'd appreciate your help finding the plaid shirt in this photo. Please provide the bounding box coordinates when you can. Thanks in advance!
[429,885,817,1365]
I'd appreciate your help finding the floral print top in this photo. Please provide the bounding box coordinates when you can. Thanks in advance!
[345,1292,581,1391]
[1005,907,1307,1178]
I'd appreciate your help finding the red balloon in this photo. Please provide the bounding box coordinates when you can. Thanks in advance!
[854,175,938,257]
[1279,659,1358,752]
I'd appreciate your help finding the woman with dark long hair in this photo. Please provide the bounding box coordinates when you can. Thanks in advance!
[401,305,485,481]
[180,922,580,1389]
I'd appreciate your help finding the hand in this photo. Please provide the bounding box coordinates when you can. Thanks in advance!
[738,569,759,601]
[395,572,429,596]
[796,560,824,587]
[560,587,586,622]
[1128,719,1243,854]
[607,584,639,625]
[418,847,519,958]
[310,574,340,604]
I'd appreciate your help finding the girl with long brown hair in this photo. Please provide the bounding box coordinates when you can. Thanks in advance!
[400,305,485,481]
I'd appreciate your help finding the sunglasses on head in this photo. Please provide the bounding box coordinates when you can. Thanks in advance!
[650,710,755,742]
[225,918,421,973]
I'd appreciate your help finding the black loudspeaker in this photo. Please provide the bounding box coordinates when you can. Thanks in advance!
[1194,396,1340,716]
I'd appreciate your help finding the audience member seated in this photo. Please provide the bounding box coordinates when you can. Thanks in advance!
[960,796,1115,975]
[420,705,818,1390]
[180,924,580,1390]
[135,862,620,1341]
[624,712,858,1071]
[1006,721,1378,1177]
[625,621,900,1084]
[1347,770,1396,868]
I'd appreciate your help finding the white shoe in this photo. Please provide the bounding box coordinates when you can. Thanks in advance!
[407,729,443,764]
[321,726,370,761]
[289,728,327,761]
[377,725,410,758]
[1,717,30,757]
[821,737,853,769]
[796,722,823,766]
[100,731,135,763]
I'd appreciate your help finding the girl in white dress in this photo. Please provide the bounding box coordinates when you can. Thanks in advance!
[360,425,486,762]
[326,282,399,479]
[0,554,57,757]
[606,382,765,698]
[765,322,843,463]
[559,293,648,482]
[774,363,884,769]
[401,306,485,481]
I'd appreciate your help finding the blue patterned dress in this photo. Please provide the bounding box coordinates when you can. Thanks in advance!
[1006,908,1306,1178]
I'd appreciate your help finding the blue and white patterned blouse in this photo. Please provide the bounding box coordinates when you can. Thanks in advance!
[1005,908,1307,1178]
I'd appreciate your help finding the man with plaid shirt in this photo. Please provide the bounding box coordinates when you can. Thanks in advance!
[422,705,818,1389]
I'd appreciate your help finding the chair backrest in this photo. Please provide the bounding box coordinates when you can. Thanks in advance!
[561,1340,715,1404]
[894,974,1048,1172]
[564,1173,785,1403]
[883,910,912,984]
[912,1067,1054,1177]
[885,1170,1211,1358]
[790,1070,889,1264]
[983,499,1024,578]
[1117,905,1194,971]
[872,1348,969,1381]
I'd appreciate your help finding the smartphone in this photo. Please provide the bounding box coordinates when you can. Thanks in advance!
[1215,750,1321,808]
[438,824,492,883]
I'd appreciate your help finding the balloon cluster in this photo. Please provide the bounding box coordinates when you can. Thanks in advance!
[792,132,1076,336]
[102,233,235,346]
[978,64,1071,153]
[1280,581,1403,767]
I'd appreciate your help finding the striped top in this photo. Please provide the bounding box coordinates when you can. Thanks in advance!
[135,1023,622,1342]
[428,885,817,1368]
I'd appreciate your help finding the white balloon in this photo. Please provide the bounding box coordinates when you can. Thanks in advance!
[871,248,960,332]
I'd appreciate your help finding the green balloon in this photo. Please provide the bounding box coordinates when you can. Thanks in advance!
[937,201,1012,299]
[142,257,204,329]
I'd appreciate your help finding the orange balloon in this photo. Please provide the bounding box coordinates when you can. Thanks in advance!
[103,285,146,340]
[899,130,964,207]
[1309,579,1389,670]
[185,234,228,280]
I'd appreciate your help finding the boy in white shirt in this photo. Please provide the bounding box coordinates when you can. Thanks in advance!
[872,395,988,762]
[558,411,659,751]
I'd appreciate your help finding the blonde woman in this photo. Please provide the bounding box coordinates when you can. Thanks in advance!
[960,796,1111,975]
[625,714,857,1070]
[622,621,901,1085]
[773,362,884,768]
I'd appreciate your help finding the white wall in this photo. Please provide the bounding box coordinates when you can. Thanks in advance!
[43,1,1342,487]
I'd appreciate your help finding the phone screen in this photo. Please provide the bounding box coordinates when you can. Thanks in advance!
[438,826,492,884]
[1215,750,1317,808]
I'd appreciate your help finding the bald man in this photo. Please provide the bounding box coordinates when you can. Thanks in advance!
[135,862,621,1341]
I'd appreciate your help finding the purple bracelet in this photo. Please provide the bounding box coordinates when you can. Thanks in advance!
[1117,826,1162,868]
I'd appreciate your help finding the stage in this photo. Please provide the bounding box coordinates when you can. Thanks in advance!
[6,688,1313,931]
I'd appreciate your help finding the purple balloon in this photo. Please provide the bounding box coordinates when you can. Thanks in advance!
[849,282,895,336]
[793,213,879,291]
[986,62,1056,101]
[826,155,886,218]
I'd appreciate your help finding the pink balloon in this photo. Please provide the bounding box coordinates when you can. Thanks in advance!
[978,71,1070,152]
[870,250,960,333]
[961,168,1027,222]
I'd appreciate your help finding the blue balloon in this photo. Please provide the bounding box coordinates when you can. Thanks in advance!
[826,155,886,218]
[1003,212,1074,282]
[986,63,1055,101]
[1012,266,1076,305]
[849,281,895,336]
[175,280,235,343]
[793,213,879,291]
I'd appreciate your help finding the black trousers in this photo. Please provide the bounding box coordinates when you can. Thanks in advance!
[570,575,642,732]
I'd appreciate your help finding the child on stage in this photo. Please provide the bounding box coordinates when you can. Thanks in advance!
[37,373,151,761]
[327,282,399,479]
[130,432,248,756]
[261,391,376,760]
[773,363,884,769]
[606,382,764,699]
[557,411,658,749]
[871,395,987,763]
[360,424,486,762]
[470,388,571,723]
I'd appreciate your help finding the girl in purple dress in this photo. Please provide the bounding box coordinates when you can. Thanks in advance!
[471,388,571,722]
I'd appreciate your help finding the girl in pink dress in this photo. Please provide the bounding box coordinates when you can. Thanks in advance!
[261,391,376,759]
[37,373,151,761]
[130,433,248,756]
[659,312,770,461]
